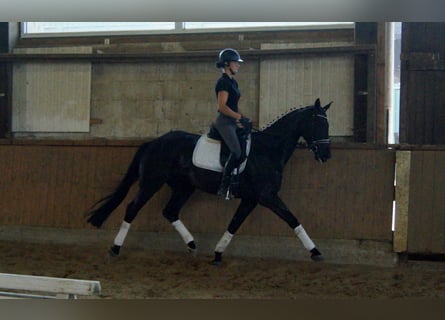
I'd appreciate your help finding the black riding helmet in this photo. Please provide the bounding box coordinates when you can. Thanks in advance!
[216,48,244,68]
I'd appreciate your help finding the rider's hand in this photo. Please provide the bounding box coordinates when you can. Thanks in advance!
[239,116,252,131]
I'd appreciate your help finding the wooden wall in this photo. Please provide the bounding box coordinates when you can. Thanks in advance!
[12,47,92,132]
[406,150,445,254]
[1,26,368,142]
[259,55,354,135]
[3,141,445,255]
[394,148,445,255]
[9,51,356,140]
[400,23,445,144]
[0,141,395,242]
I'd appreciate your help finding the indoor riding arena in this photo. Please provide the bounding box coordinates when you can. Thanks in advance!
[0,22,444,299]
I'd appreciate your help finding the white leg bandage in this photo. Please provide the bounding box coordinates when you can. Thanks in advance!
[114,221,131,246]
[172,220,194,244]
[294,225,315,251]
[214,231,234,253]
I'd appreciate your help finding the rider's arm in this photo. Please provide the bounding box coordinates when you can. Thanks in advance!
[217,91,242,121]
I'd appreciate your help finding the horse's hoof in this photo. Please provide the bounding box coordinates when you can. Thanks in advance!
[186,241,197,257]
[108,249,118,257]
[311,254,324,262]
[210,259,222,266]
[187,247,198,257]
[109,245,120,257]
[310,247,323,261]
[210,252,223,265]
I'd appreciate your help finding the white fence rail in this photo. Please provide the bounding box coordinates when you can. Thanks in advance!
[0,273,101,299]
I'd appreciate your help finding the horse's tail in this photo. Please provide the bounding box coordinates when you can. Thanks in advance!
[86,141,150,228]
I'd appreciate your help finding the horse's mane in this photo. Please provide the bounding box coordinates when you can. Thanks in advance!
[260,105,314,131]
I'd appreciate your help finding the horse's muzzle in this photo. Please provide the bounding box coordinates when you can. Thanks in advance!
[314,152,330,163]
[311,139,331,163]
[318,154,330,163]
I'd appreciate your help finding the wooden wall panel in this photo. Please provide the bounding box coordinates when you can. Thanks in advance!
[407,151,445,254]
[12,47,92,133]
[0,145,130,228]
[400,23,445,144]
[431,152,445,253]
[0,63,11,137]
[259,55,354,137]
[278,148,394,240]
[0,143,395,242]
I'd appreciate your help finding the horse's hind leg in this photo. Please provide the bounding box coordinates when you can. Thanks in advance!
[162,185,196,256]
[110,182,162,257]
[211,198,258,265]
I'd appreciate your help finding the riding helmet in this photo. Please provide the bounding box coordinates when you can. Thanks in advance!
[216,48,244,68]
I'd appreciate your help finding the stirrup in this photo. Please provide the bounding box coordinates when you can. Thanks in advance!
[224,186,233,200]
[217,180,233,200]
[217,185,233,200]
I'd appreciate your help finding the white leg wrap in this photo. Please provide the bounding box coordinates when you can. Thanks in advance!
[214,231,234,253]
[172,220,194,244]
[294,225,315,251]
[114,221,131,246]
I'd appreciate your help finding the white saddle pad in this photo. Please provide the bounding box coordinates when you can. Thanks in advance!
[192,135,250,173]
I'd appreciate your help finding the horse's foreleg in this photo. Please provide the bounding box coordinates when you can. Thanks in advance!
[259,193,323,262]
[294,224,323,261]
[171,220,196,256]
[212,231,234,265]
[211,198,258,265]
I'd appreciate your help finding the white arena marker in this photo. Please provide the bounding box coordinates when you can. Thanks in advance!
[0,273,101,299]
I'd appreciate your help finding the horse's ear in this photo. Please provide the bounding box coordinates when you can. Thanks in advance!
[314,98,321,108]
[323,101,333,112]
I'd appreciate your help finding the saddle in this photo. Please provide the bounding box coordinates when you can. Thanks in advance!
[192,123,251,173]
[207,124,250,166]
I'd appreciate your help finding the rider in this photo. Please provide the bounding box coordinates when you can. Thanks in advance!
[214,48,251,197]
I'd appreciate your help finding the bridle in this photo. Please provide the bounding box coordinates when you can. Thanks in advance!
[309,113,330,162]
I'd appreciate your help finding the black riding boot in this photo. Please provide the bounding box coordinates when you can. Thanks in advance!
[217,153,239,199]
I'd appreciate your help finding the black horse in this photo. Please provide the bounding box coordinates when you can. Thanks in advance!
[86,98,332,265]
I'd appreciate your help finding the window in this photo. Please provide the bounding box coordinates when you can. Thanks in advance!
[183,22,351,29]
[22,22,176,36]
[22,22,353,37]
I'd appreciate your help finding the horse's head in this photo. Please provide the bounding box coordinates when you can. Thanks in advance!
[260,98,332,163]
[303,98,332,163]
